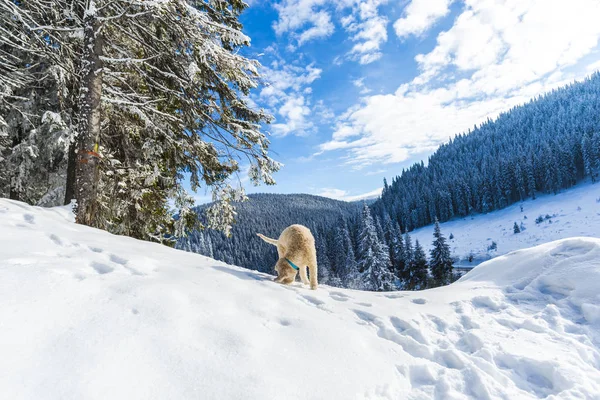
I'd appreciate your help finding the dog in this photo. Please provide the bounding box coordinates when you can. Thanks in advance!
[257,224,318,290]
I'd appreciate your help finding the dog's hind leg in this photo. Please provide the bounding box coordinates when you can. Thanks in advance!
[308,255,318,290]
[299,264,310,286]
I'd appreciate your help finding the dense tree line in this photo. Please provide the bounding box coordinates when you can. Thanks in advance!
[371,73,600,232]
[0,0,278,242]
[177,195,455,291]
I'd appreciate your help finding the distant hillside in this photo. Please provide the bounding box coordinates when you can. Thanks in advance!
[177,193,361,273]
[372,73,600,233]
[409,180,600,268]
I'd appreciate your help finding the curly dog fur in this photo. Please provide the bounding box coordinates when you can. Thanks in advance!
[257,224,318,290]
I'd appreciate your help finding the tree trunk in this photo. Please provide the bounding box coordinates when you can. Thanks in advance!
[75,5,103,225]
[63,141,77,205]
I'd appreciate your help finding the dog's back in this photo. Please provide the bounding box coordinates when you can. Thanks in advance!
[279,224,314,252]
[257,224,318,289]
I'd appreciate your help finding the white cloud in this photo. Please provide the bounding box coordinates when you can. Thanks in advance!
[259,61,322,137]
[394,0,454,38]
[319,0,600,167]
[318,187,348,199]
[353,78,372,94]
[273,0,335,43]
[272,0,389,64]
[344,0,389,64]
[271,95,313,136]
[318,187,382,201]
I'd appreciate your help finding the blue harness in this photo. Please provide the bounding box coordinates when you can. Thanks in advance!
[285,258,300,271]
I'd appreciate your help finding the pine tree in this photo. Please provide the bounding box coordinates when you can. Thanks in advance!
[513,222,521,234]
[407,240,428,290]
[390,222,405,284]
[1,0,280,241]
[430,218,453,287]
[358,203,395,291]
[402,233,413,285]
[582,134,595,182]
[315,233,330,285]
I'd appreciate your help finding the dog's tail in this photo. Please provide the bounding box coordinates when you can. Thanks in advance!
[256,233,278,246]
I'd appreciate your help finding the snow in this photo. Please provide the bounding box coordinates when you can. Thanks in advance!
[1,198,600,399]
[410,181,600,269]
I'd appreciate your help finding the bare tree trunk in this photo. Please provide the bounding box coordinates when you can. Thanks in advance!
[75,4,104,225]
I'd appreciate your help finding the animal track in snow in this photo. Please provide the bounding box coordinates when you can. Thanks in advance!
[48,234,63,246]
[390,317,428,345]
[471,295,505,311]
[23,214,35,224]
[109,254,128,265]
[412,298,427,305]
[356,302,372,307]
[89,246,104,253]
[352,310,433,360]
[434,349,465,370]
[384,293,405,299]
[457,331,484,354]
[408,364,436,386]
[460,315,480,330]
[426,315,448,333]
[91,261,114,274]
[493,353,567,397]
[300,294,325,307]
[329,291,350,302]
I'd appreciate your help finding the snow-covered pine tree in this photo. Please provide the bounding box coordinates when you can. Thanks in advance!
[1,0,280,242]
[593,132,600,175]
[357,203,395,291]
[0,0,78,205]
[382,213,397,265]
[331,222,355,287]
[513,222,521,234]
[406,240,428,290]
[582,134,595,182]
[429,218,454,287]
[315,230,331,285]
[402,233,413,285]
[390,223,406,286]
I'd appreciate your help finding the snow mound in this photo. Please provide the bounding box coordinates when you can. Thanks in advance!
[1,198,600,399]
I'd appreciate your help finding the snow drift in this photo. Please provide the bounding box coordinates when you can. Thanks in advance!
[1,198,599,399]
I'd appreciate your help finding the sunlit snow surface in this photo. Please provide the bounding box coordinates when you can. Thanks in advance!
[1,199,599,399]
[410,181,600,269]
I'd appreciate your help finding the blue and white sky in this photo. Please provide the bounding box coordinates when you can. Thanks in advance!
[197,0,600,203]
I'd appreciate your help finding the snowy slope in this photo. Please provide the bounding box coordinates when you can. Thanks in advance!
[410,181,600,268]
[1,199,600,400]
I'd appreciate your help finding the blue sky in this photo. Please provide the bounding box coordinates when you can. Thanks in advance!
[194,0,600,203]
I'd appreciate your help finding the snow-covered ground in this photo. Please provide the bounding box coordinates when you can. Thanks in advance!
[410,181,600,269]
[1,198,600,399]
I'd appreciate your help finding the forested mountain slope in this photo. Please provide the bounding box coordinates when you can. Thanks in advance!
[372,73,600,233]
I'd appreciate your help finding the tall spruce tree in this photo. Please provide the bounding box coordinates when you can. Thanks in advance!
[390,223,406,285]
[430,218,453,287]
[407,240,428,290]
[0,0,280,241]
[358,203,395,291]
[402,233,413,286]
